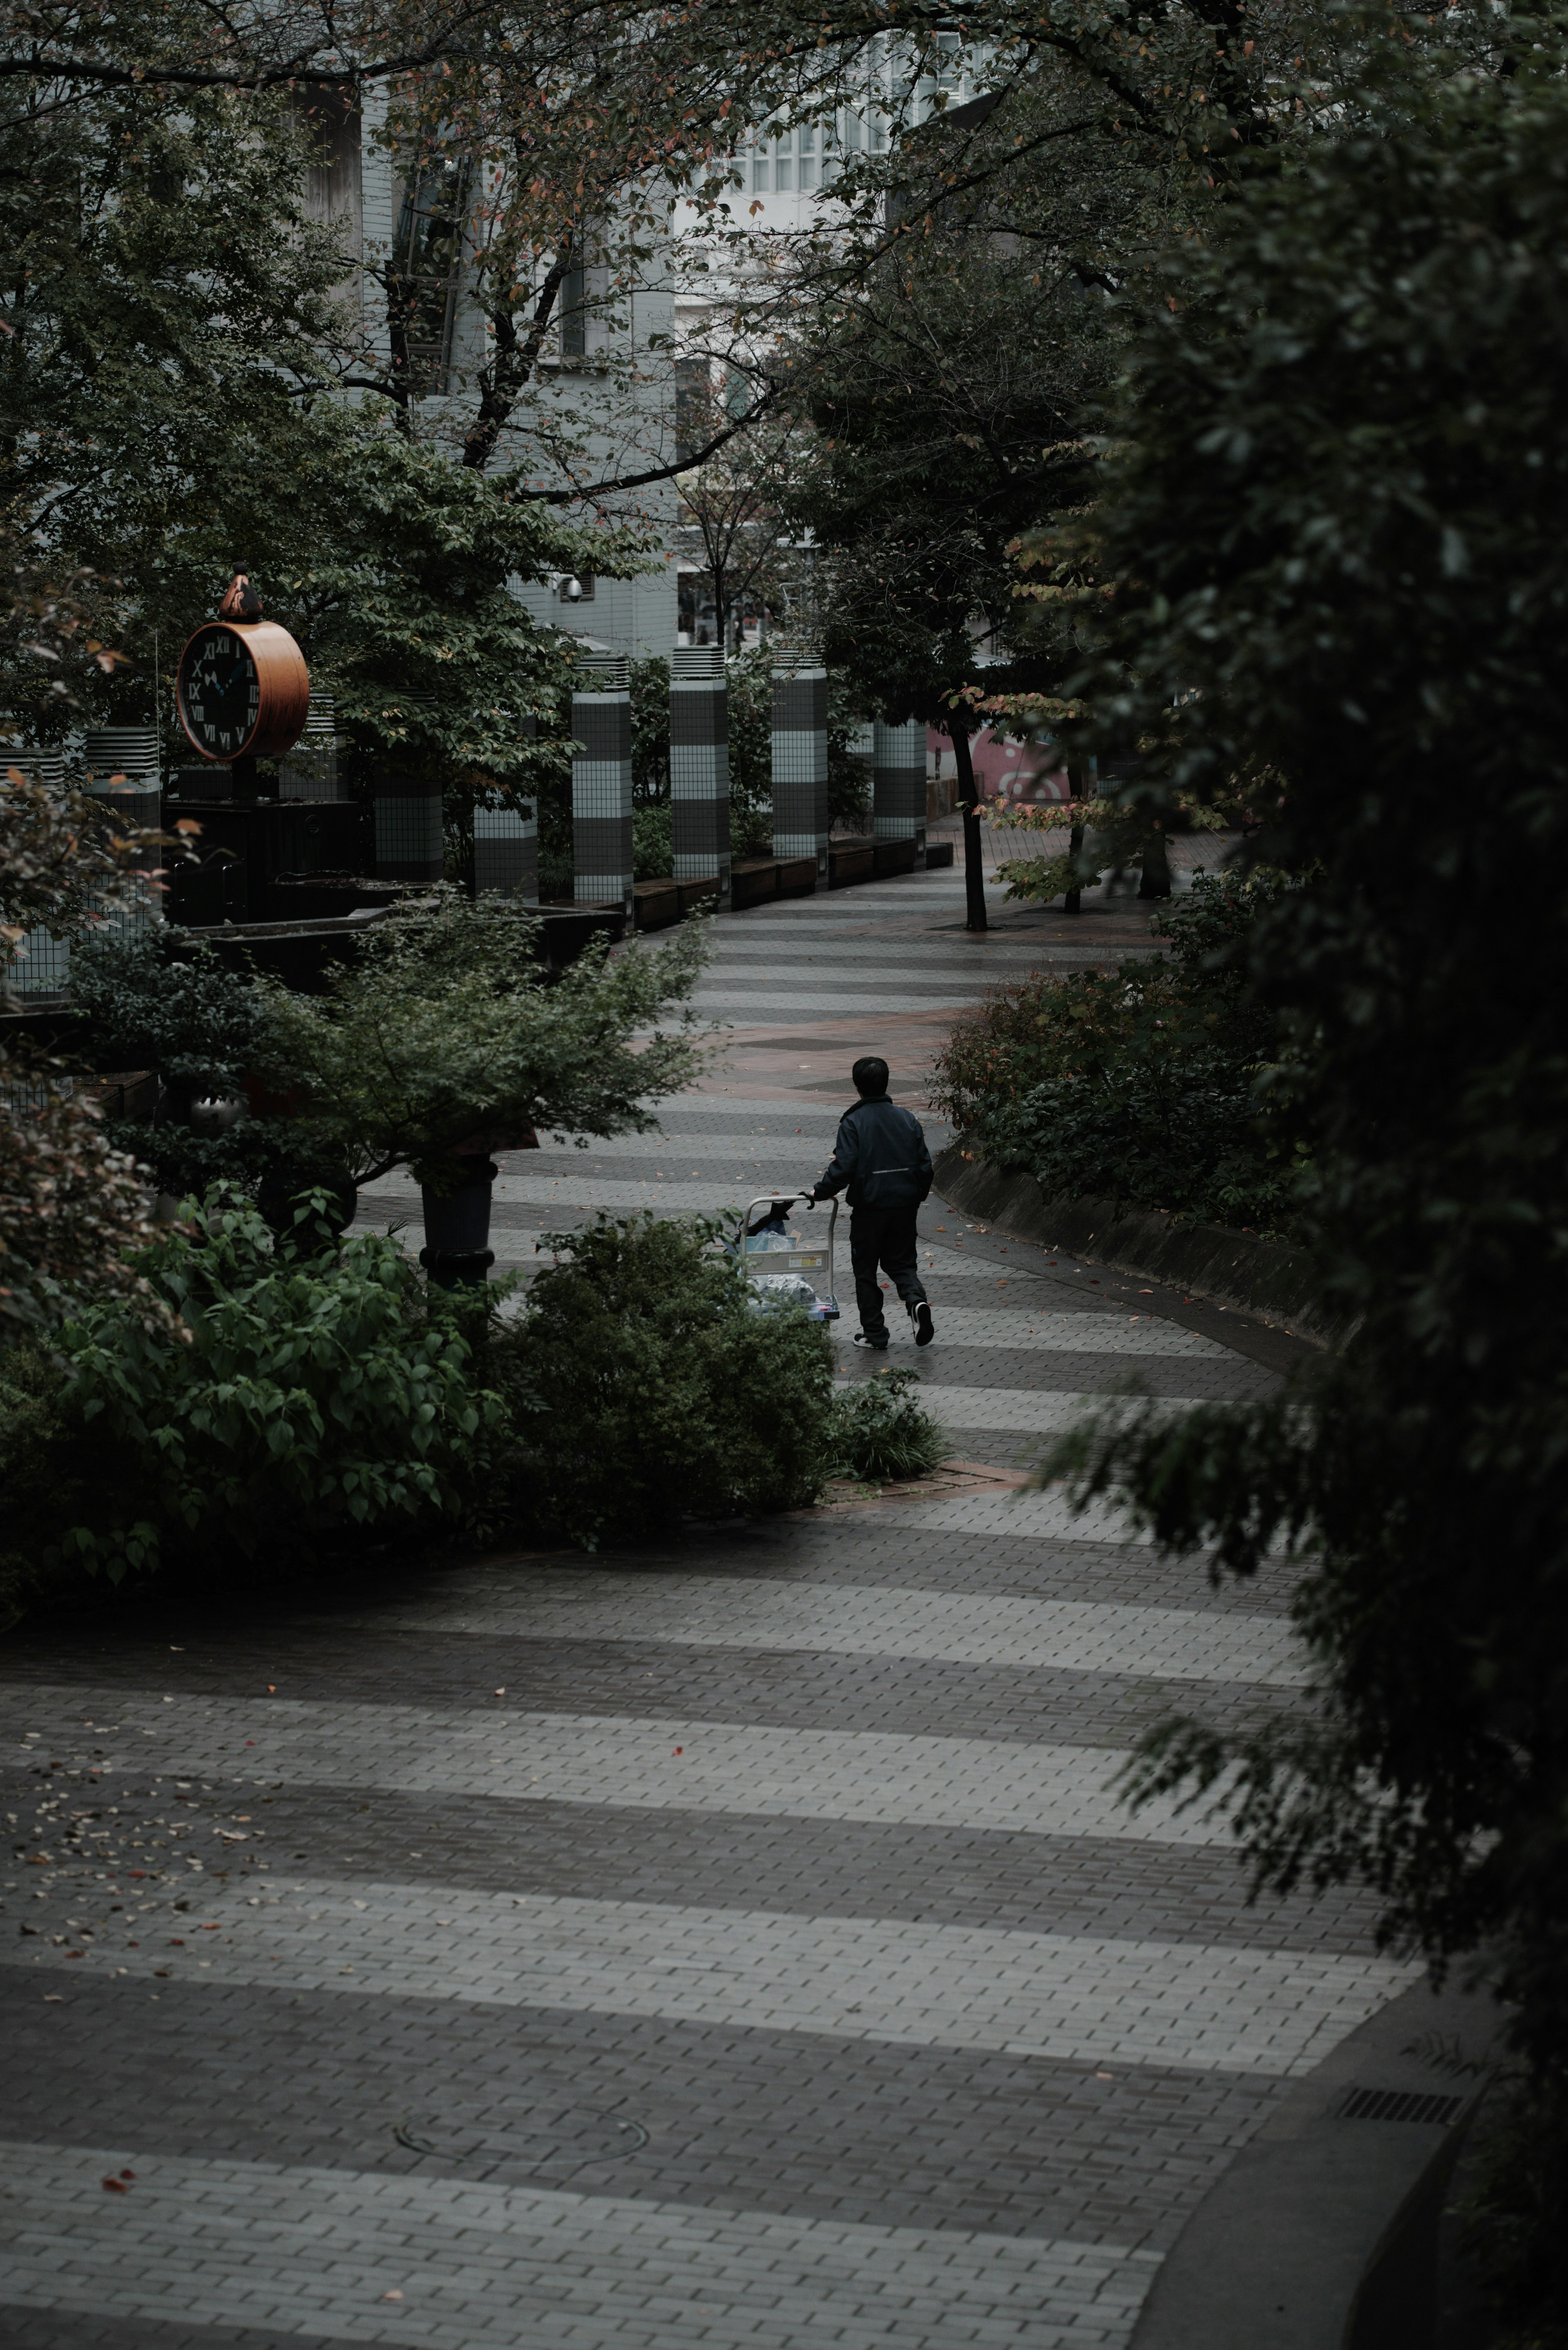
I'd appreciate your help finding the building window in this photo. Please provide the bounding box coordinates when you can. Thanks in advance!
[559,264,586,359]
[775,151,793,191]
[752,156,769,191]
[388,158,468,396]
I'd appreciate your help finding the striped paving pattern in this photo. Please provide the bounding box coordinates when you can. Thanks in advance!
[0,838,1378,2350]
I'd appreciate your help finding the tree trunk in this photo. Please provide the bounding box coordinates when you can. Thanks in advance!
[1065,818,1083,916]
[949,723,987,933]
[1138,826,1172,899]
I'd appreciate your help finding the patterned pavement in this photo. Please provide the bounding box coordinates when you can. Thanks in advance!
[0,834,1394,2348]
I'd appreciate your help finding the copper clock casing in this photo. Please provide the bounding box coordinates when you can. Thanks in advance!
[175,618,310,762]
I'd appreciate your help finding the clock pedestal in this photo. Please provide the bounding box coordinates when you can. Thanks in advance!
[229,755,261,801]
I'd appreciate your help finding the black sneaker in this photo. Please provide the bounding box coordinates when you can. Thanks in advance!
[853,1331,889,1352]
[910,1301,935,1347]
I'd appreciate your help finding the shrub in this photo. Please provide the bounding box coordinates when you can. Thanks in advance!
[489,1213,836,1546]
[931,872,1305,1233]
[0,1339,97,1625]
[53,1190,500,1581]
[832,1369,948,1481]
[69,928,349,1205]
[1042,54,1568,2329]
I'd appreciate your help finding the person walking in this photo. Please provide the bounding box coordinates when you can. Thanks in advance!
[808,1057,935,1351]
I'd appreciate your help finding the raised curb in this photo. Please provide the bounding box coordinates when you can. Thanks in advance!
[1130,1976,1499,2350]
[932,1144,1352,1349]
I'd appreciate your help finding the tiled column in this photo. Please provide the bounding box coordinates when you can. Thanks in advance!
[85,724,163,941]
[373,767,444,883]
[771,653,828,875]
[571,654,633,911]
[873,718,928,865]
[10,747,70,994]
[278,695,343,801]
[473,795,537,900]
[670,644,731,902]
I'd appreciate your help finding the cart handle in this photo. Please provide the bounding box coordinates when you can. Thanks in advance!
[742,1191,824,1226]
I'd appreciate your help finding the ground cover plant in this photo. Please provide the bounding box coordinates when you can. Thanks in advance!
[2,1192,499,1603]
[1037,48,1568,2336]
[931,872,1304,1233]
[486,1213,838,1547]
[831,1368,948,1483]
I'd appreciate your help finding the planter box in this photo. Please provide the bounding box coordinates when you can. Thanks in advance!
[776,856,819,900]
[873,838,918,879]
[268,872,409,922]
[534,905,628,959]
[924,841,955,870]
[730,858,780,911]
[633,878,681,932]
[829,837,875,890]
[677,878,721,918]
[161,796,371,927]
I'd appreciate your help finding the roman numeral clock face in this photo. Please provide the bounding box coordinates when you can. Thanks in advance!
[177,628,261,758]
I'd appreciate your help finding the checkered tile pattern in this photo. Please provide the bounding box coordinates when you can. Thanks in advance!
[572,687,633,909]
[473,800,537,901]
[772,666,828,867]
[0,845,1391,2350]
[873,718,927,842]
[373,779,444,883]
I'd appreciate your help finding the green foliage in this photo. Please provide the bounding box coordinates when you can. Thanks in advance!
[71,930,269,1099]
[932,874,1304,1231]
[0,1340,98,1623]
[831,1369,948,1482]
[489,1213,837,1546]
[256,890,710,1190]
[633,805,674,883]
[724,647,777,857]
[68,928,348,1203]
[1042,53,1568,2329]
[51,1191,500,1582]
[630,656,673,803]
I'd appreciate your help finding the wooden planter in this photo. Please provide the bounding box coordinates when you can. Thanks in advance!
[924,841,956,870]
[873,838,918,878]
[730,858,780,911]
[828,839,875,889]
[776,856,819,900]
[633,878,682,932]
[677,878,721,918]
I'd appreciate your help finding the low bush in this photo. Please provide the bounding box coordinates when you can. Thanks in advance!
[832,1369,948,1482]
[0,1339,97,1625]
[49,1190,500,1582]
[931,870,1307,1234]
[488,1213,836,1546]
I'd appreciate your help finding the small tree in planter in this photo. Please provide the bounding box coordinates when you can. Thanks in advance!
[256,892,710,1280]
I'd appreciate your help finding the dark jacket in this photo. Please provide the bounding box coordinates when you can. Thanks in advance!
[815,1096,933,1209]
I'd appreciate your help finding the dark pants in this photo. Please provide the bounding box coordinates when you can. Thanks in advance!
[850,1204,928,1340]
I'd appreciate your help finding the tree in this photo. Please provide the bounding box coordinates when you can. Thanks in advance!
[0,542,173,1332]
[255,892,710,1190]
[782,81,1138,929]
[1040,43,1568,2327]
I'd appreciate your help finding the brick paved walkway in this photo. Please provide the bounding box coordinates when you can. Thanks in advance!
[0,848,1402,2348]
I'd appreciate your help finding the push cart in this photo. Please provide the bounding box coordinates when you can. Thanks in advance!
[732,1193,840,1322]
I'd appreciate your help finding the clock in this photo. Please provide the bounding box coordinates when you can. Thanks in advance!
[175,604,310,764]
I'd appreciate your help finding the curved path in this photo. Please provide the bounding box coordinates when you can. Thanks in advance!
[0,841,1405,2349]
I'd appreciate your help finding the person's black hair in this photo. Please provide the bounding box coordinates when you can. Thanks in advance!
[852,1056,889,1097]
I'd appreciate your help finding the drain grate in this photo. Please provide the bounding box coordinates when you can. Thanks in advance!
[1336,2086,1466,2127]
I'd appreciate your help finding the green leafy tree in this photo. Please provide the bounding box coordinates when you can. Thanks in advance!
[1040,49,1568,2327]
[256,891,710,1189]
